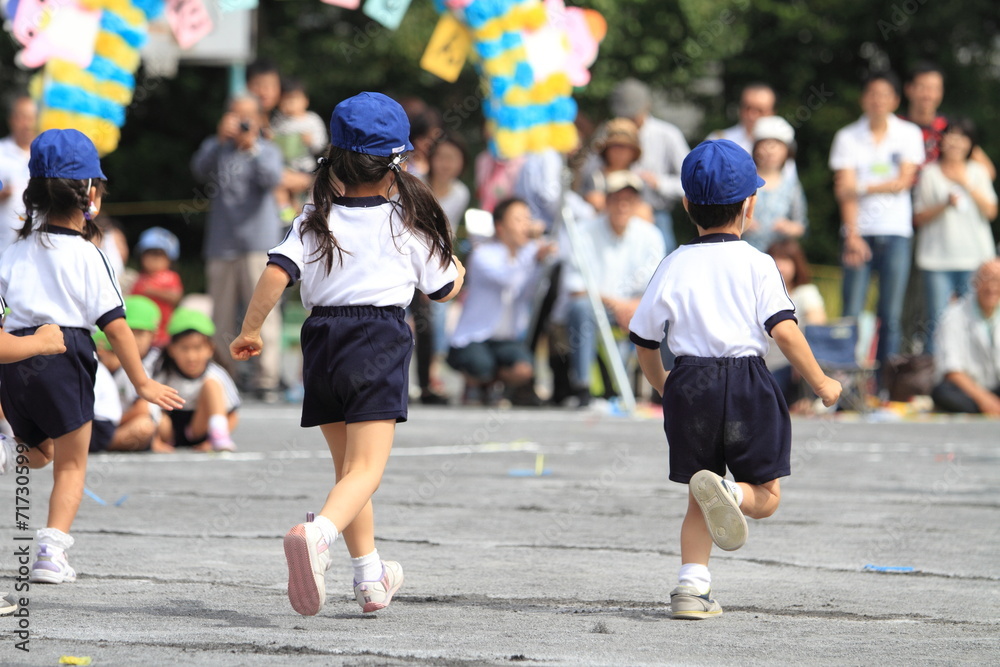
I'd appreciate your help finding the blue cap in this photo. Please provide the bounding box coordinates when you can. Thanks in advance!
[329,92,414,158]
[28,129,107,180]
[135,226,180,262]
[681,139,765,206]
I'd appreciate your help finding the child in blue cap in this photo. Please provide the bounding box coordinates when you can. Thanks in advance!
[231,92,465,616]
[0,129,184,584]
[628,139,842,619]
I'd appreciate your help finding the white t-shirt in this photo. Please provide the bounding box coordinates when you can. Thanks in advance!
[268,198,459,309]
[154,360,240,413]
[561,215,666,299]
[0,224,125,331]
[629,234,796,357]
[828,114,925,237]
[0,137,30,254]
[913,161,997,271]
[94,362,123,424]
[934,295,1000,387]
[450,240,543,348]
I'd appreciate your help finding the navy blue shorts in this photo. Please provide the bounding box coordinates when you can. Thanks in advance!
[662,355,790,485]
[0,327,97,447]
[447,340,534,382]
[89,419,116,452]
[300,305,413,427]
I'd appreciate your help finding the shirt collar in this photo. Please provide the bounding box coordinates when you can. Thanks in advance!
[685,233,742,245]
[333,195,390,208]
[40,224,82,237]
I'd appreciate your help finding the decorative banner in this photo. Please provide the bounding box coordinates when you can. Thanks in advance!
[8,0,104,69]
[362,0,412,31]
[419,12,471,83]
[432,0,605,159]
[218,0,256,11]
[16,0,167,156]
[165,0,213,50]
[320,0,360,7]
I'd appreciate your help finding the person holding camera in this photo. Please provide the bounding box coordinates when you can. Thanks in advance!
[191,95,285,401]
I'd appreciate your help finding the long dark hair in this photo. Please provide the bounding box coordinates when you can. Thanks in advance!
[302,145,453,274]
[19,177,107,242]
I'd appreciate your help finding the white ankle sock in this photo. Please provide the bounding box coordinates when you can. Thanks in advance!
[351,549,382,583]
[678,563,711,595]
[0,435,12,474]
[311,515,339,548]
[207,414,231,443]
[723,478,745,507]
[37,527,74,550]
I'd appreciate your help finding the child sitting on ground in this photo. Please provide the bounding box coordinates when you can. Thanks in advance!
[153,308,239,452]
[628,139,841,619]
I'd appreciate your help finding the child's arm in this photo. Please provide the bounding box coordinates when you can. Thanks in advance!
[636,346,668,394]
[771,319,842,407]
[104,318,184,410]
[0,324,65,363]
[432,256,466,303]
[231,264,289,360]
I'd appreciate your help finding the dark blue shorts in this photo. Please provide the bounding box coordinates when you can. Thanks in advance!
[89,419,116,453]
[300,305,413,427]
[0,327,97,447]
[447,339,534,382]
[662,355,790,485]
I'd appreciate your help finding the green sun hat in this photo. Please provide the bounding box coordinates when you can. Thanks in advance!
[124,295,162,332]
[93,330,112,350]
[167,308,216,338]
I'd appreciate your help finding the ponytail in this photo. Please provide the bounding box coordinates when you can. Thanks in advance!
[301,146,453,273]
[20,177,106,242]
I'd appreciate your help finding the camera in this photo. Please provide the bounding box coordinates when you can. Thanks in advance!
[238,120,251,133]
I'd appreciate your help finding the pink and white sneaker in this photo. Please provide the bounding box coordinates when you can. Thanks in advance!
[283,520,332,615]
[354,561,404,613]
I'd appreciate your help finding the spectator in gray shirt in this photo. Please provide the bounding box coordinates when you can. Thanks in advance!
[191,95,285,401]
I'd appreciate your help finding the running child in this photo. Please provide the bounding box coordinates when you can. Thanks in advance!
[0,129,183,583]
[627,139,842,619]
[231,92,464,616]
[153,308,239,453]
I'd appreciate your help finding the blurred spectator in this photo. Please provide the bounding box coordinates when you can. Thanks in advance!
[131,227,184,349]
[610,78,688,252]
[578,118,652,222]
[402,98,442,179]
[830,71,924,374]
[913,116,998,354]
[191,95,284,401]
[426,131,470,235]
[92,214,129,288]
[764,239,827,410]
[515,148,564,231]
[561,171,665,406]
[902,63,996,177]
[707,82,776,153]
[745,116,807,251]
[271,77,328,223]
[931,259,1000,414]
[448,198,554,405]
[474,122,525,213]
[0,95,37,252]
[246,59,282,131]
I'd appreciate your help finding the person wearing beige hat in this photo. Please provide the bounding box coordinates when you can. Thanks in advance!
[745,115,808,251]
[579,118,652,221]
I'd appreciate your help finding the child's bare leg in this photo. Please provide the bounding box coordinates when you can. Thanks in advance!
[318,420,393,555]
[25,439,54,468]
[680,491,714,566]
[188,378,227,437]
[47,423,92,533]
[109,416,156,451]
[737,479,781,519]
[151,415,175,453]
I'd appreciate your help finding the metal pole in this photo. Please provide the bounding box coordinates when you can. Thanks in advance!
[555,165,637,415]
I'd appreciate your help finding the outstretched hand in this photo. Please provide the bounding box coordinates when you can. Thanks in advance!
[230,332,263,361]
[137,379,185,411]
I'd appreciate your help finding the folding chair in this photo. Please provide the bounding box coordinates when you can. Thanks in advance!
[804,318,878,413]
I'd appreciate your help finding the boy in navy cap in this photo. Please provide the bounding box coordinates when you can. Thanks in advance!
[628,139,842,619]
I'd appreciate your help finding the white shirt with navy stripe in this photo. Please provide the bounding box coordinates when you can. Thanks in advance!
[155,361,240,414]
[628,233,796,358]
[267,198,459,309]
[0,224,125,331]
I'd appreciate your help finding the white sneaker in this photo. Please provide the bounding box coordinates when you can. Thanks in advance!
[354,561,404,613]
[0,435,18,475]
[283,521,333,616]
[29,544,77,584]
[690,470,748,551]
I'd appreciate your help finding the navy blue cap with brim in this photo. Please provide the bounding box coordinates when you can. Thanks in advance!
[28,129,107,180]
[329,92,414,158]
[681,139,765,205]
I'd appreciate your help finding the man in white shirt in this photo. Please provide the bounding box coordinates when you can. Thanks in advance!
[610,78,689,253]
[562,171,666,405]
[931,259,1000,414]
[707,83,776,153]
[829,71,924,374]
[0,96,37,252]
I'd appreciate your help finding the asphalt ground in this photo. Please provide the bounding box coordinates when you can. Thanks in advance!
[0,403,997,666]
